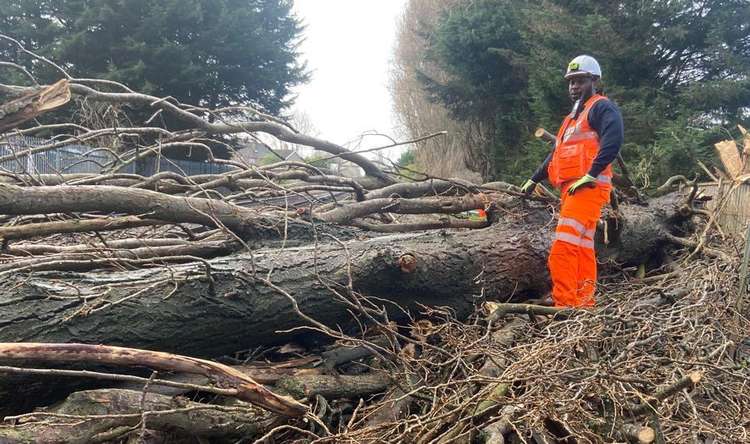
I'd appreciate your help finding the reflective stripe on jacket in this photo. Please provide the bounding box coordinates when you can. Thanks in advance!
[547,94,613,188]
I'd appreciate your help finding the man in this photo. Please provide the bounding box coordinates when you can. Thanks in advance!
[520,55,624,308]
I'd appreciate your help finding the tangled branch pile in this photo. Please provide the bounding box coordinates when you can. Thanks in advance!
[0,37,748,443]
[327,253,749,444]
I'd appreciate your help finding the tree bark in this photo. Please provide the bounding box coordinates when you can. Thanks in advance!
[0,343,306,417]
[0,194,688,352]
[0,240,240,273]
[0,216,168,241]
[275,372,390,399]
[0,389,271,443]
[0,222,547,354]
[0,184,275,237]
[0,194,692,411]
[0,79,70,132]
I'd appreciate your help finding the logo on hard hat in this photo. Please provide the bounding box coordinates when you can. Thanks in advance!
[565,55,602,79]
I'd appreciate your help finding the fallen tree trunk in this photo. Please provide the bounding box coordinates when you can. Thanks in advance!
[0,216,168,241]
[275,372,390,400]
[0,343,306,417]
[0,193,694,412]
[0,221,547,355]
[0,240,240,273]
[0,389,272,443]
[0,193,690,356]
[0,184,276,237]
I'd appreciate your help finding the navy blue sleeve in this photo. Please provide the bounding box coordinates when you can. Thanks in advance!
[531,151,552,183]
[586,99,624,177]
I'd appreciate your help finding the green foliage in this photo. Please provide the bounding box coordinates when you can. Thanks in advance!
[397,149,416,167]
[0,0,308,113]
[626,117,725,188]
[394,149,425,180]
[420,0,750,186]
[419,0,530,181]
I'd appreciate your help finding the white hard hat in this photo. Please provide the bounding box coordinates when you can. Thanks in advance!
[565,55,602,79]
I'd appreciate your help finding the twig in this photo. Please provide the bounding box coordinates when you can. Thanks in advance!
[627,371,703,416]
[488,303,569,322]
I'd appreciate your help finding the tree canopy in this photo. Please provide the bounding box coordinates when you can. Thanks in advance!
[412,0,750,185]
[0,0,308,114]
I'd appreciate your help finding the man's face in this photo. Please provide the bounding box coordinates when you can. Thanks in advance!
[568,75,594,102]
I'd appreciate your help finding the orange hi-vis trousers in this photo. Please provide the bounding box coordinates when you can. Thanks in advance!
[548,182,611,307]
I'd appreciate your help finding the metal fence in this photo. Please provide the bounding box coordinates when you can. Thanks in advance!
[121,157,233,176]
[0,135,111,174]
[0,135,233,176]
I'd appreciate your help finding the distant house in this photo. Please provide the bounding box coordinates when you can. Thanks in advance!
[232,141,362,178]
[332,158,363,178]
[232,141,271,164]
[233,141,304,165]
[275,149,305,163]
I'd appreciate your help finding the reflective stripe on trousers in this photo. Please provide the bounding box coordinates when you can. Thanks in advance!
[556,217,596,245]
[554,231,595,249]
[548,183,609,308]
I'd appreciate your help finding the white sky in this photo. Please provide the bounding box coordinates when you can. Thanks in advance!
[291,0,407,162]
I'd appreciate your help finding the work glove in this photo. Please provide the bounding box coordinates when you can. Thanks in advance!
[568,174,596,195]
[520,179,537,196]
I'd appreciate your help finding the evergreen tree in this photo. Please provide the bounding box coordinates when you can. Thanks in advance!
[0,0,308,114]
[419,0,750,185]
[419,0,530,178]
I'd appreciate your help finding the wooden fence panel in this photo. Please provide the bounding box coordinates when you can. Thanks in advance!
[700,182,750,236]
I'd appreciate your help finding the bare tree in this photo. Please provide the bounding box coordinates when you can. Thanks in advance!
[390,0,489,182]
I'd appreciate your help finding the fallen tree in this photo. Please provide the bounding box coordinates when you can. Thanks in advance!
[0,37,747,443]
[0,343,306,417]
[0,192,697,357]
[0,389,273,443]
[0,185,711,420]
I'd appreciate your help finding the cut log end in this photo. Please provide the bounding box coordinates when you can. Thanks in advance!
[534,127,556,143]
[623,424,656,444]
[399,253,417,273]
[688,371,703,385]
[638,427,656,444]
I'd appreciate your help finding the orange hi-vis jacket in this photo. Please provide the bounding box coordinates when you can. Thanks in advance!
[547,94,613,188]
[546,94,614,308]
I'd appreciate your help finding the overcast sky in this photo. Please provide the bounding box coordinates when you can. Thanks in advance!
[291,0,406,161]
